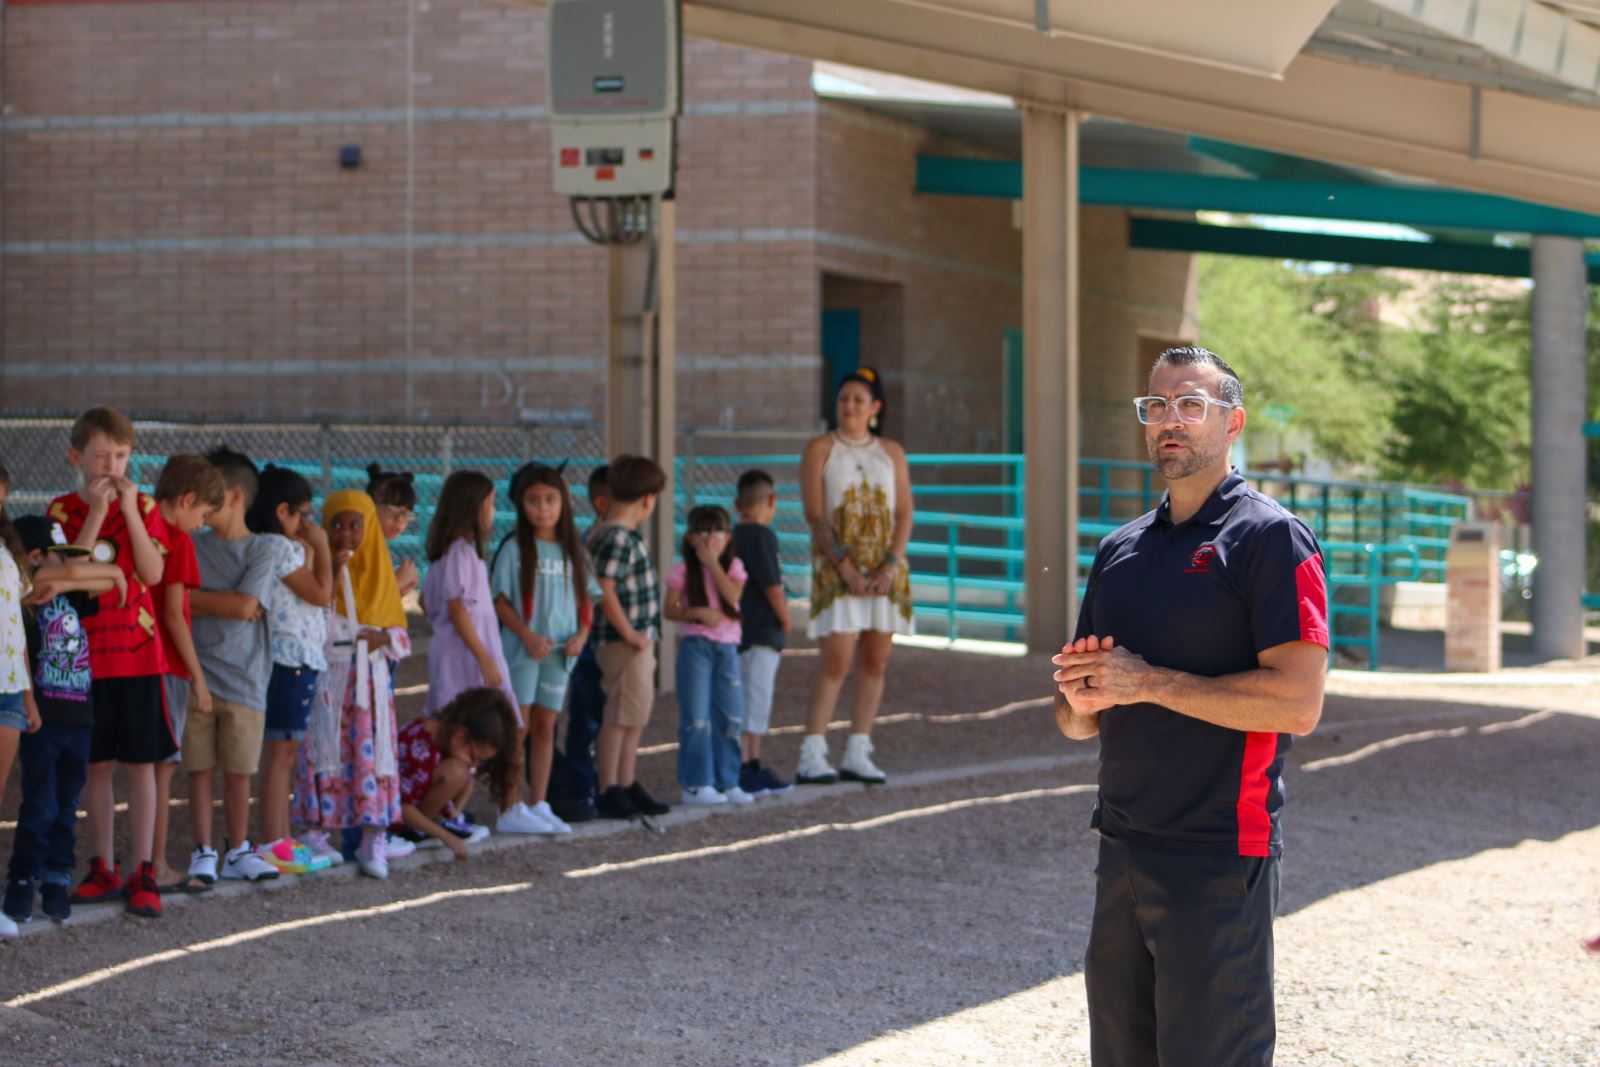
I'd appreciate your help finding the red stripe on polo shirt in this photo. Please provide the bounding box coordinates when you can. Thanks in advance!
[1236,732,1278,857]
[1295,552,1330,648]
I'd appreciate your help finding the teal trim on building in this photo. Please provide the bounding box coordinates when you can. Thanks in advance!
[1127,217,1600,282]
[915,155,1600,237]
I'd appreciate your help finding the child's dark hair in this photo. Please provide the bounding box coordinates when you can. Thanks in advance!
[0,463,25,580]
[435,687,522,812]
[204,446,260,509]
[587,464,610,505]
[507,463,589,623]
[425,469,495,562]
[155,453,226,509]
[246,464,315,536]
[681,505,739,618]
[838,366,887,435]
[606,455,666,504]
[735,469,775,513]
[366,464,417,511]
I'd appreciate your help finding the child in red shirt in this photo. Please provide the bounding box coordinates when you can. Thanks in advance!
[47,408,173,918]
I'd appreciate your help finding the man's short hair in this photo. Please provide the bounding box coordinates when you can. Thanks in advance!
[70,407,136,451]
[735,469,775,512]
[587,464,610,503]
[605,455,665,504]
[1151,345,1245,407]
[204,446,260,509]
[155,453,226,508]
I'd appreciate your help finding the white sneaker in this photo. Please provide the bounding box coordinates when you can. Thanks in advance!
[188,845,220,884]
[357,830,388,880]
[301,831,344,867]
[721,785,755,805]
[385,833,417,860]
[496,802,550,835]
[839,733,887,785]
[221,841,281,882]
[795,734,839,785]
[681,785,728,806]
[529,801,573,834]
[0,910,16,938]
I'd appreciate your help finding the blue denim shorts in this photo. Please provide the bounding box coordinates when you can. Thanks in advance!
[0,691,27,733]
[263,665,319,742]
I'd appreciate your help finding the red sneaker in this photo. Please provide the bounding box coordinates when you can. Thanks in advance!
[69,856,123,904]
[123,862,161,919]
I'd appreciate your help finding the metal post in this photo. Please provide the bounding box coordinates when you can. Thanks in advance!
[1021,106,1081,653]
[441,429,454,480]
[1530,235,1588,661]
[318,422,333,496]
[946,522,959,640]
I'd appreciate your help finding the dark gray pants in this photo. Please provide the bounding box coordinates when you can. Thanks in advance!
[1085,833,1280,1067]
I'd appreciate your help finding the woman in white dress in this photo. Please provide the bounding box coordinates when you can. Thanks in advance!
[796,367,914,785]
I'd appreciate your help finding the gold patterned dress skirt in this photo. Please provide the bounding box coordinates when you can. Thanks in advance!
[808,436,915,639]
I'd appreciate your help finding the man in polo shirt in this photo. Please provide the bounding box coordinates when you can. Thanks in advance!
[1053,345,1329,1067]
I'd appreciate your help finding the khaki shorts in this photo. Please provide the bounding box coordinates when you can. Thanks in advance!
[595,642,656,729]
[181,696,265,776]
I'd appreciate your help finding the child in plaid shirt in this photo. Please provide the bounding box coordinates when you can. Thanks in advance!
[588,455,670,821]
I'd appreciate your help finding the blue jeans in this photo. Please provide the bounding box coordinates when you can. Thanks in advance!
[675,637,745,791]
[7,723,92,886]
[560,645,605,805]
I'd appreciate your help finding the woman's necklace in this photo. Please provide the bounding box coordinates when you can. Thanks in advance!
[834,428,872,448]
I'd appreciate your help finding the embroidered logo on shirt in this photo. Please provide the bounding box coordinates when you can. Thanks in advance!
[1185,544,1218,574]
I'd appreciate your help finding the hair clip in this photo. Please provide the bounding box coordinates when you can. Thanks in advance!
[857,368,877,382]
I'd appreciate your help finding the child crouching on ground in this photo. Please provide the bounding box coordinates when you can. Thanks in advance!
[665,505,750,806]
[393,687,519,861]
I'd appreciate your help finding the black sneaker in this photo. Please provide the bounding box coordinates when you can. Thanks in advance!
[3,877,34,924]
[625,781,670,817]
[596,785,639,820]
[40,882,70,924]
[551,798,597,824]
[757,765,794,796]
[738,760,770,798]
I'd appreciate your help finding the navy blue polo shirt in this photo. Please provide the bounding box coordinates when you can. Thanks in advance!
[1075,470,1329,857]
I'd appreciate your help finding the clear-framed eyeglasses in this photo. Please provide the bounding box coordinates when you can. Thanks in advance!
[1133,394,1235,425]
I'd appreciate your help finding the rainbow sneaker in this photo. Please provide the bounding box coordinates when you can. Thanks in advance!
[258,838,332,875]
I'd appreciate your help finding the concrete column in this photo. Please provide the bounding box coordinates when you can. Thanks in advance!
[1021,107,1080,653]
[1529,234,1588,662]
[605,198,678,687]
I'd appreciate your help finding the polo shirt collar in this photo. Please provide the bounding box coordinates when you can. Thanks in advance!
[1154,468,1248,529]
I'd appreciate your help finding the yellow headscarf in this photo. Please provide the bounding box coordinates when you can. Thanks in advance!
[323,489,407,630]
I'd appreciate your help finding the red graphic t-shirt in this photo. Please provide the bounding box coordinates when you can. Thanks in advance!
[396,717,444,810]
[48,491,171,679]
[152,524,200,681]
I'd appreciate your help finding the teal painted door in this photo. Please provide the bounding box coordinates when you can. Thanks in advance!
[821,309,861,423]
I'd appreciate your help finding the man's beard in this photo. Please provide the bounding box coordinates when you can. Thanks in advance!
[1148,429,1225,481]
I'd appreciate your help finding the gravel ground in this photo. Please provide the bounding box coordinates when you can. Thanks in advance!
[1,634,1597,1066]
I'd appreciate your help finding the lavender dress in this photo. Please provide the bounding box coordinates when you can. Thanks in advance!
[423,537,519,721]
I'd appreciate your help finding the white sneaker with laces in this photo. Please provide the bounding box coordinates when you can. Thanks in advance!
[496,801,549,835]
[795,734,839,785]
[721,785,755,805]
[681,785,728,806]
[839,733,887,785]
[529,801,573,834]
[188,845,220,884]
[0,910,16,938]
[385,833,417,860]
[221,841,281,882]
[357,829,389,880]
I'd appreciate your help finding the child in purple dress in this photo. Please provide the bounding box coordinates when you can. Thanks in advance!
[422,471,519,724]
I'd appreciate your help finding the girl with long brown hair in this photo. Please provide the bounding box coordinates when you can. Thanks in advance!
[490,463,602,835]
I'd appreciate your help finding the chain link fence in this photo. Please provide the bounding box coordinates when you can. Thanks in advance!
[0,413,607,571]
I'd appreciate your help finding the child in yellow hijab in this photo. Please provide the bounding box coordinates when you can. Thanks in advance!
[294,490,411,879]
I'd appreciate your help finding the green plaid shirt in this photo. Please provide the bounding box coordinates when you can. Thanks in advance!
[588,524,660,645]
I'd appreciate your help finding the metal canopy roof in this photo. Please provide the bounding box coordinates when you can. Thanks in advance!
[508,0,1600,213]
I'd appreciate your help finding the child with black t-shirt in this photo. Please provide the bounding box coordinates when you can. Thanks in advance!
[732,470,793,798]
[3,516,126,928]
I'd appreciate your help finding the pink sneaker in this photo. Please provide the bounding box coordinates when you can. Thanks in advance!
[300,831,344,867]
